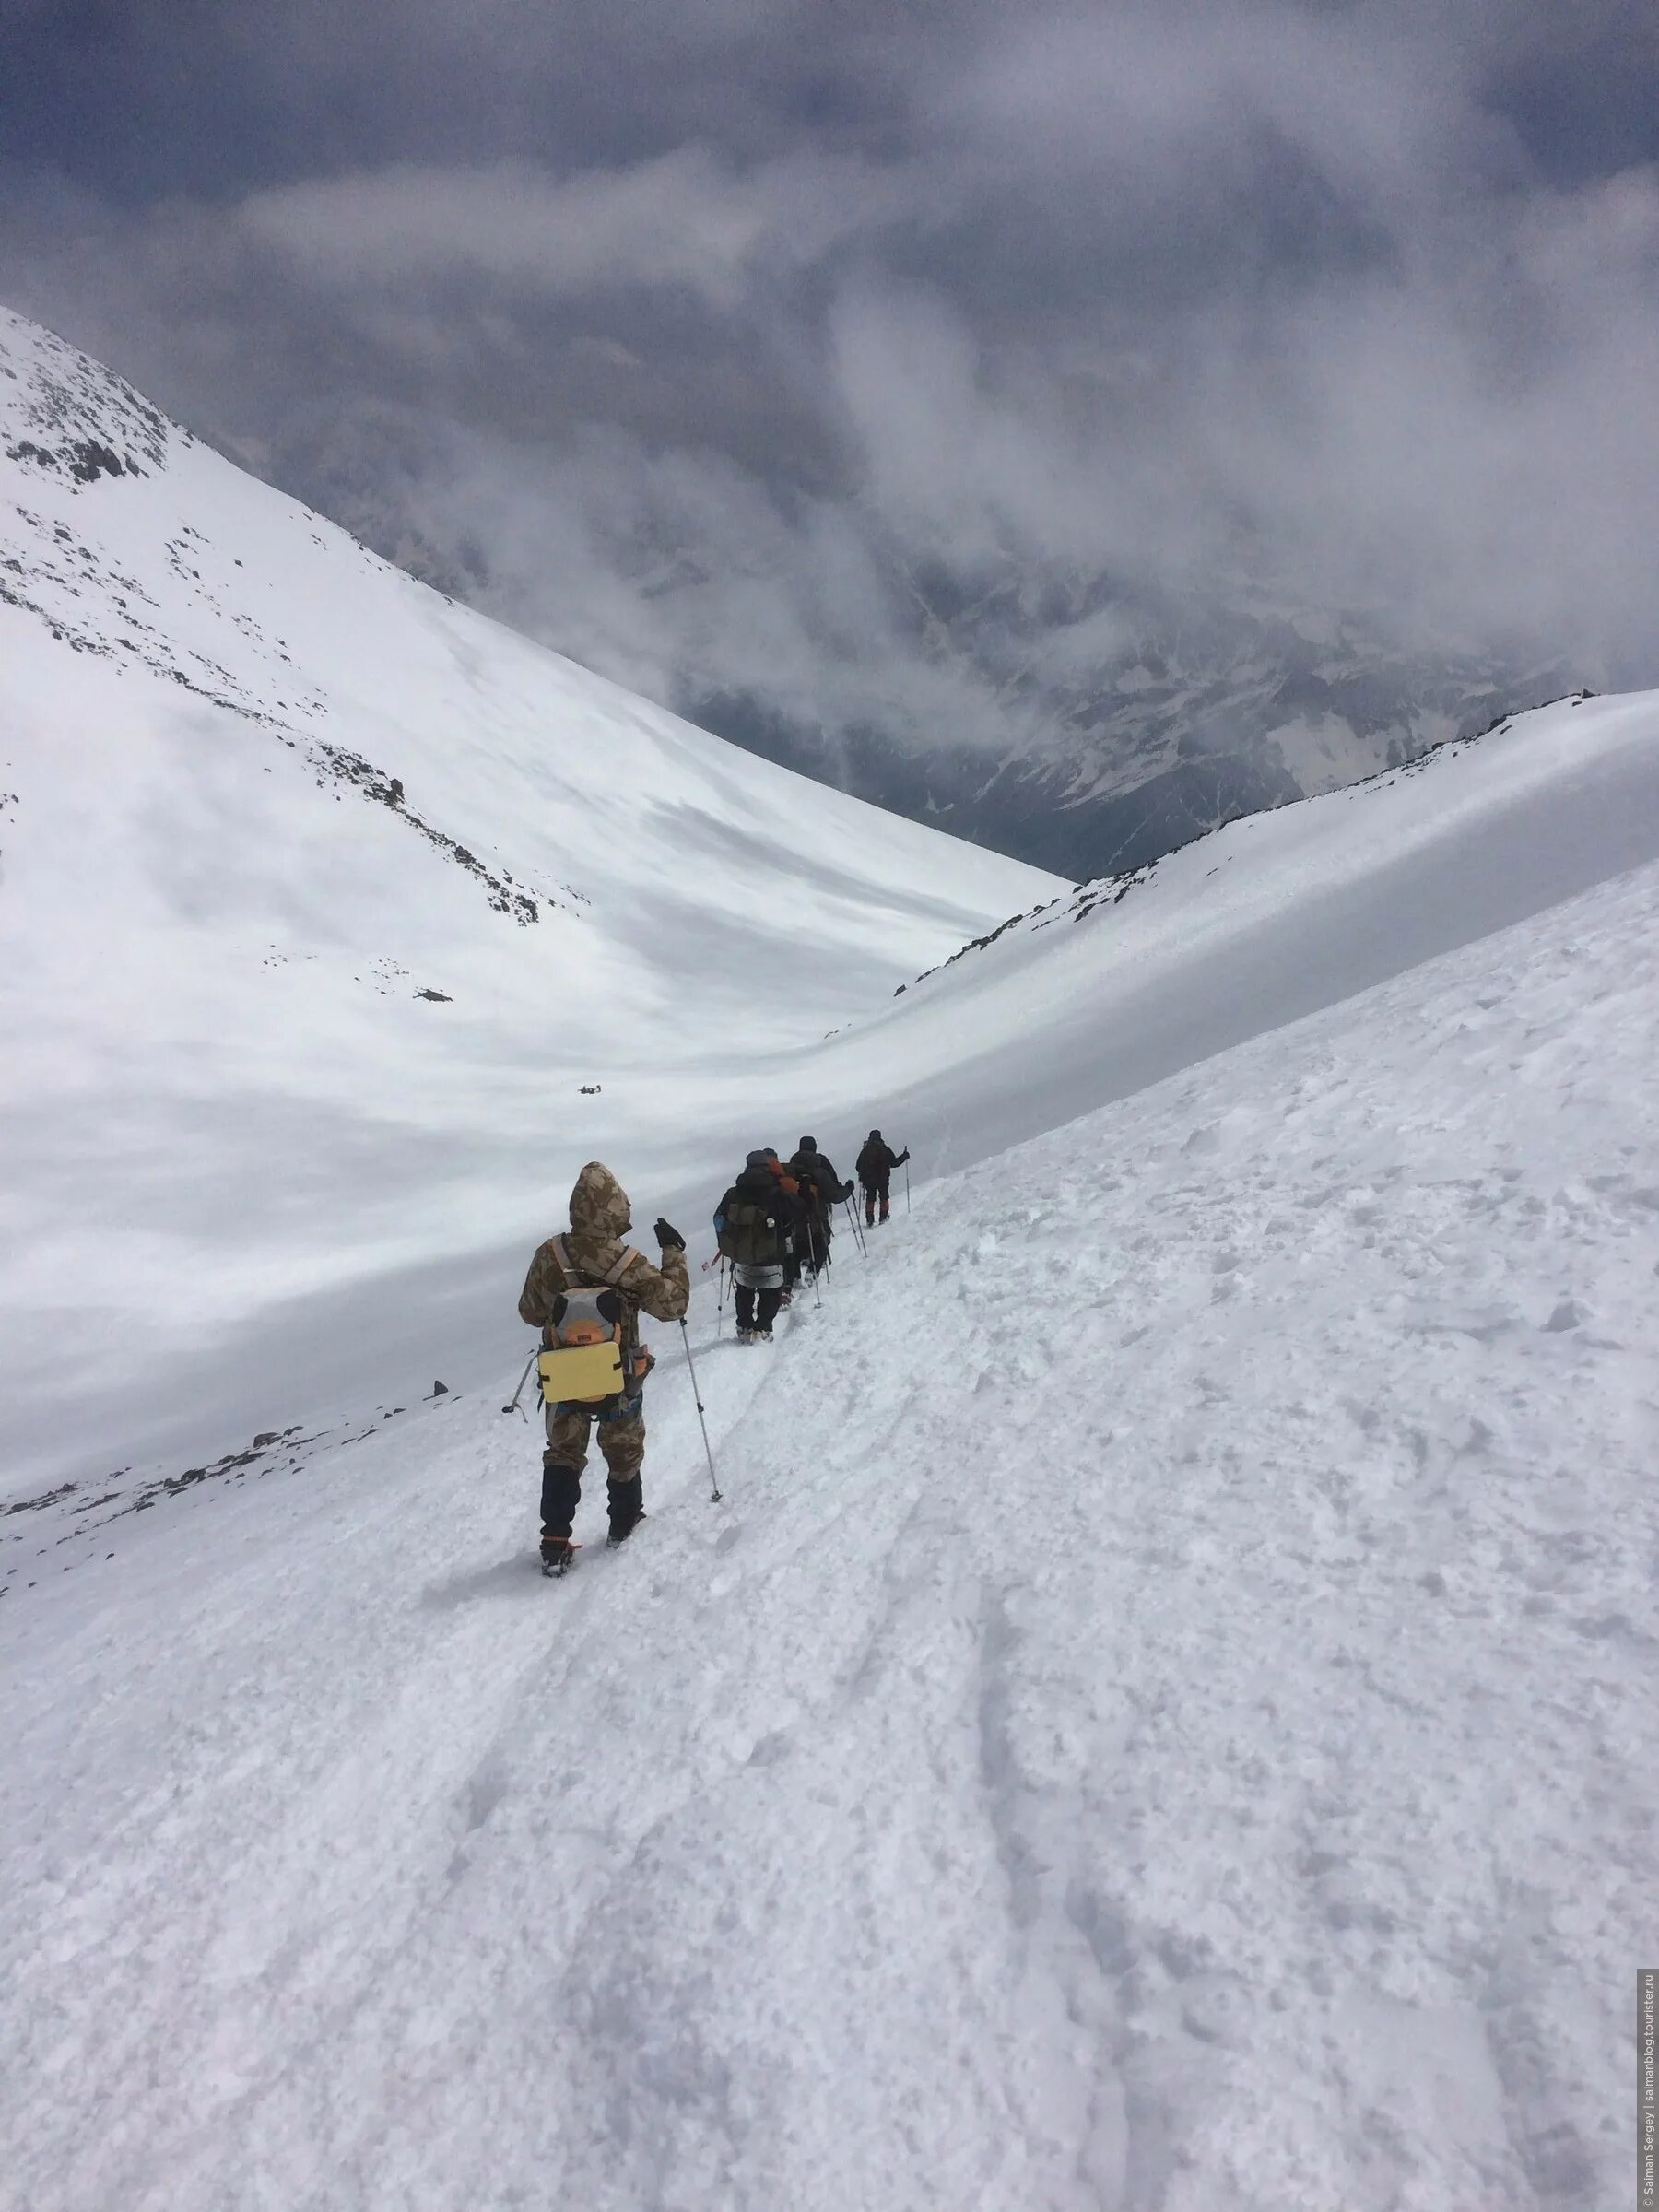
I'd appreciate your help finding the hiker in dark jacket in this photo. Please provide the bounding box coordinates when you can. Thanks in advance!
[855,1130,911,1226]
[518,1160,688,1570]
[713,1152,796,1341]
[757,1149,809,1302]
[786,1136,849,1277]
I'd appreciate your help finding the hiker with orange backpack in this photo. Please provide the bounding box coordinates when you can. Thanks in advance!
[517,1160,688,1572]
[752,1148,809,1305]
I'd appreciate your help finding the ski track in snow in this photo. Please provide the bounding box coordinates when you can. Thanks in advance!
[6,861,1657,2211]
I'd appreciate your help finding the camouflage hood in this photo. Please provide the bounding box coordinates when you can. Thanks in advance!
[519,1159,688,1334]
[569,1160,632,1241]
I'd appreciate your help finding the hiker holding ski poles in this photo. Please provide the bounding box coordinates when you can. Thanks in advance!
[855,1130,910,1227]
[787,1137,851,1277]
[516,1161,688,1573]
[713,1151,800,1342]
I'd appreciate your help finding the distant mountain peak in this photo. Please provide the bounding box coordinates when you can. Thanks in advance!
[2,308,176,487]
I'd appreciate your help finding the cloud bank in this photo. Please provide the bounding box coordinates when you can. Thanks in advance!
[3,0,1657,762]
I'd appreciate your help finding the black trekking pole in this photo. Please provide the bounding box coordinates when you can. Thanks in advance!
[678,1319,721,1502]
[716,1257,728,1337]
[501,1347,536,1420]
[842,1194,867,1258]
[904,1159,911,1215]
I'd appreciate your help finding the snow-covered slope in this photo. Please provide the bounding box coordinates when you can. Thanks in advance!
[768,688,1659,1232]
[6,308,1654,1504]
[6,851,1656,2212]
[6,308,1659,2212]
[0,307,1057,1491]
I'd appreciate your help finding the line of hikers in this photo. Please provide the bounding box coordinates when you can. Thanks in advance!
[515,1131,908,1571]
[712,1132,910,1343]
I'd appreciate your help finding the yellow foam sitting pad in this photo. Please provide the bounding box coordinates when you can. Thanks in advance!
[537,1342,626,1404]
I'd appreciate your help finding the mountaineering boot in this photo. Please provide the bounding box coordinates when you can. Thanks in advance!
[606,1475,645,1548]
[539,1457,582,1572]
[736,1325,756,1345]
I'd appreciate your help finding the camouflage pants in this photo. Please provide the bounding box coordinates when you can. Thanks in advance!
[544,1395,645,1476]
[541,1396,645,1536]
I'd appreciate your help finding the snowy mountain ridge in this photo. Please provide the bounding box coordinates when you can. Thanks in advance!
[0,303,1056,1492]
[897,688,1600,996]
[3,302,1655,1511]
[293,414,1568,881]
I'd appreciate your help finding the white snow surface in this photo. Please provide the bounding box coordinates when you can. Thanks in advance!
[0,306,1055,1490]
[6,853,1658,2211]
[5,307,1659,2208]
[5,311,1659,1500]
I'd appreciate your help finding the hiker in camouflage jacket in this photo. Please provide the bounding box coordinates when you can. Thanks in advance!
[518,1160,688,1562]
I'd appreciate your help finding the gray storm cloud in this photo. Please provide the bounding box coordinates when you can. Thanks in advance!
[2,0,1655,757]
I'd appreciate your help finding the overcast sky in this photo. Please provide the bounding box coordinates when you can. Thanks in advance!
[4,0,1657,743]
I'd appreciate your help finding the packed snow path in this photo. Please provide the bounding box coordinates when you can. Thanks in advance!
[6,859,1657,2211]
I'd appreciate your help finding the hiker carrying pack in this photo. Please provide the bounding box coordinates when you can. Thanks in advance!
[517,1161,688,1569]
[786,1137,850,1276]
[757,1150,808,1298]
[855,1130,910,1226]
[535,1258,641,1406]
[713,1152,795,1341]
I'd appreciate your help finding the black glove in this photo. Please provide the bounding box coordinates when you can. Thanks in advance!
[653,1217,686,1251]
[897,1149,910,1165]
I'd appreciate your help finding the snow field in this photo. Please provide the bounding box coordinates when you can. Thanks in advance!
[9,311,1659,1524]
[5,854,1656,2210]
[811,690,1659,1197]
[0,309,1056,1491]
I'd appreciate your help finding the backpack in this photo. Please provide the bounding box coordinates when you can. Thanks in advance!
[793,1152,842,1205]
[717,1194,785,1267]
[535,1237,645,1406]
